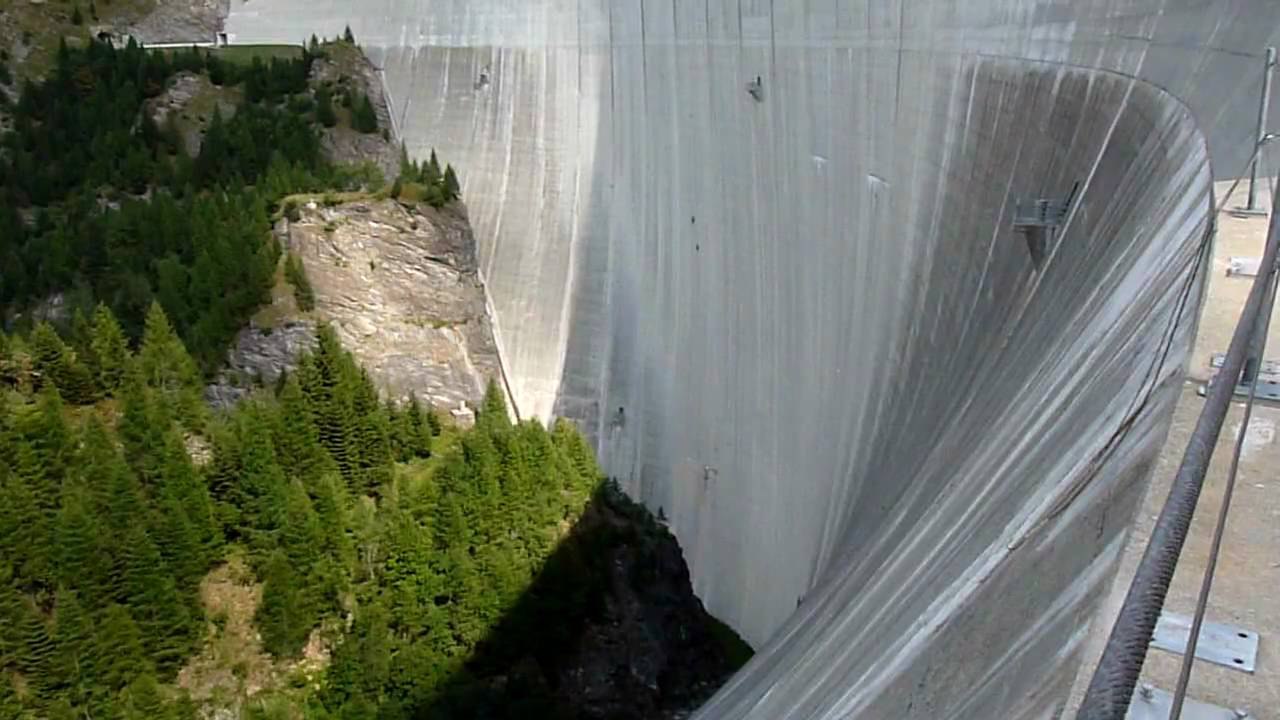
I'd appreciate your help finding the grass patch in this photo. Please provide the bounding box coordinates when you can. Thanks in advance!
[2,0,152,80]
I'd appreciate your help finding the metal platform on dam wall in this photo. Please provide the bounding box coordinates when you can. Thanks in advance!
[228,2,1279,717]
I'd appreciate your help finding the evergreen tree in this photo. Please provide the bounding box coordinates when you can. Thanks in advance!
[0,579,24,669]
[120,673,169,720]
[478,379,510,430]
[235,405,289,550]
[137,302,203,428]
[120,525,193,670]
[443,164,460,201]
[283,253,316,311]
[424,150,442,185]
[273,374,329,483]
[405,393,435,456]
[54,485,111,600]
[27,323,95,403]
[15,597,54,684]
[256,550,313,657]
[343,25,355,43]
[30,385,73,489]
[315,86,337,128]
[353,93,378,134]
[1,448,53,585]
[94,605,152,692]
[116,370,159,476]
[0,673,25,720]
[51,588,94,697]
[89,304,130,394]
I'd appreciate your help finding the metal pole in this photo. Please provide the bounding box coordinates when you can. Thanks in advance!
[1076,159,1280,720]
[1169,250,1278,720]
[1241,48,1276,215]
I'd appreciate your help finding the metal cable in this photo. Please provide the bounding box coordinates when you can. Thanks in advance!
[1169,155,1279,720]
[1076,146,1280,719]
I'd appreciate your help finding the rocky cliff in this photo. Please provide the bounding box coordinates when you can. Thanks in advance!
[208,198,504,417]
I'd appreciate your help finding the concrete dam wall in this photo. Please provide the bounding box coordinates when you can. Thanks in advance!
[228,2,1277,717]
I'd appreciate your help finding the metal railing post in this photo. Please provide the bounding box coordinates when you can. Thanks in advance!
[1240,48,1276,215]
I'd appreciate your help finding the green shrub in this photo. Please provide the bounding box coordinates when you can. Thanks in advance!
[284,253,316,311]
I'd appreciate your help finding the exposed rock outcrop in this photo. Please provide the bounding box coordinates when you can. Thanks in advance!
[207,198,504,416]
[552,493,748,719]
[310,42,400,181]
[206,321,316,407]
[458,484,752,720]
[291,199,503,409]
[146,71,239,157]
[123,0,229,44]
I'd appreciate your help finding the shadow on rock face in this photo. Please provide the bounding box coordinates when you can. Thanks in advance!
[420,482,753,720]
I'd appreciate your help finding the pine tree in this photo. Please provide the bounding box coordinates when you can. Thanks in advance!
[351,370,392,494]
[424,149,442,185]
[69,308,93,363]
[94,605,152,692]
[315,86,336,128]
[51,588,94,696]
[73,415,128,509]
[2,449,53,585]
[280,480,322,571]
[54,485,111,599]
[30,385,73,491]
[27,322,95,403]
[405,393,434,457]
[308,473,352,604]
[115,370,148,457]
[159,429,221,562]
[273,374,329,484]
[16,597,54,682]
[89,304,130,394]
[343,24,355,43]
[120,673,168,720]
[353,93,378,134]
[120,525,193,670]
[479,378,510,430]
[283,253,315,312]
[443,164,460,201]
[426,403,443,436]
[0,673,25,720]
[137,302,204,427]
[235,405,290,552]
[152,489,204,593]
[256,550,313,657]
[0,578,26,670]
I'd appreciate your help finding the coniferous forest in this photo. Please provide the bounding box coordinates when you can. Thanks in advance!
[0,34,747,720]
[1,309,615,718]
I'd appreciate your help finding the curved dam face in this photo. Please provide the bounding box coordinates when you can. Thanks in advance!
[229,2,1277,717]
